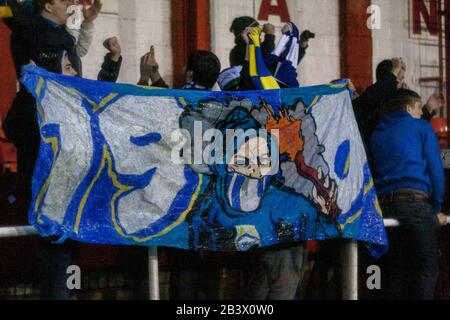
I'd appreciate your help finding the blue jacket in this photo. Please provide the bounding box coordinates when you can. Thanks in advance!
[370,111,445,213]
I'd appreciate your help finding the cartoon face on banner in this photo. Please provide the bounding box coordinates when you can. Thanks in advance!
[22,66,387,257]
[177,96,342,250]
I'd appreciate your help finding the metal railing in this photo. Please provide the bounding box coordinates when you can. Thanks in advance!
[1,217,449,300]
[341,216,450,300]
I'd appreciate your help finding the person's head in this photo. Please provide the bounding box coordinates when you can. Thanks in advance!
[33,0,70,24]
[217,66,242,91]
[228,135,273,180]
[61,51,77,76]
[230,16,258,39]
[185,50,221,89]
[383,89,422,119]
[376,59,394,82]
[229,45,246,67]
[32,48,77,76]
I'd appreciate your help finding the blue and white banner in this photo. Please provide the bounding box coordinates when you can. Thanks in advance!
[22,66,387,257]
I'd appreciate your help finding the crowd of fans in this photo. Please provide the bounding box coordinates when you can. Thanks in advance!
[1,0,448,300]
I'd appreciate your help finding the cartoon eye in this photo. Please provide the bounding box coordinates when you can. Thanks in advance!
[235,156,251,166]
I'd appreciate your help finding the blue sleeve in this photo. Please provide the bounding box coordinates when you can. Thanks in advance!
[422,123,445,213]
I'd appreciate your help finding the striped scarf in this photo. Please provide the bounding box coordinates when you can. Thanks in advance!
[248,27,280,90]
[265,22,301,88]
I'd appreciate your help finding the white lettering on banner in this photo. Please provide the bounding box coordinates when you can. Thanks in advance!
[98,96,187,234]
[39,81,94,224]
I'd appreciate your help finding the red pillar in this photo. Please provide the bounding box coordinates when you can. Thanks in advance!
[171,0,211,88]
[339,0,373,93]
[0,20,17,123]
[446,0,450,140]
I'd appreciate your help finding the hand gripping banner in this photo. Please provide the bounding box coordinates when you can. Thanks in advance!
[21,66,388,257]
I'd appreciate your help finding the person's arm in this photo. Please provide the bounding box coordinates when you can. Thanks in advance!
[422,93,445,122]
[138,46,169,88]
[97,37,122,83]
[73,20,94,57]
[422,123,445,213]
[98,53,122,83]
[261,23,275,57]
[421,106,436,122]
[298,47,306,64]
[71,0,101,57]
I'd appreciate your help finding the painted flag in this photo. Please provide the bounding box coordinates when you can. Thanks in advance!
[21,65,388,257]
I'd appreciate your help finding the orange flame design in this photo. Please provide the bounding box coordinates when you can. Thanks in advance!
[263,102,304,161]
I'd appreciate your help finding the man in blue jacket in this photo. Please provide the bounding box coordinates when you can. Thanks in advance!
[371,89,447,300]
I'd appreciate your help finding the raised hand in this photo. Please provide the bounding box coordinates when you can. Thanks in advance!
[83,0,102,23]
[281,23,293,34]
[140,46,161,84]
[262,23,276,35]
[438,213,448,226]
[103,37,121,62]
[426,93,445,114]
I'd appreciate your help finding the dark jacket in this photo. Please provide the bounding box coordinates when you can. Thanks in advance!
[421,107,436,122]
[233,34,276,91]
[370,111,445,213]
[3,14,80,178]
[97,53,122,83]
[4,14,81,77]
[352,73,398,148]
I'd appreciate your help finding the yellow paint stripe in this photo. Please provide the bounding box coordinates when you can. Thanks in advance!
[34,136,59,223]
[105,146,203,242]
[36,77,45,98]
[328,83,347,89]
[340,178,379,229]
[364,179,374,195]
[375,198,383,217]
[36,103,45,123]
[93,93,118,112]
[340,210,362,229]
[74,146,109,234]
[138,85,166,90]
[67,87,97,108]
[178,97,187,107]
[344,154,351,175]
[306,96,320,112]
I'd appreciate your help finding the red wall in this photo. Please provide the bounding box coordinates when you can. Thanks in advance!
[0,20,17,122]
[171,0,211,88]
[339,0,373,93]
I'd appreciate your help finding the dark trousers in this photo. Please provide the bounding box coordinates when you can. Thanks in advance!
[167,248,205,300]
[381,200,440,300]
[243,243,305,300]
[38,239,77,300]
